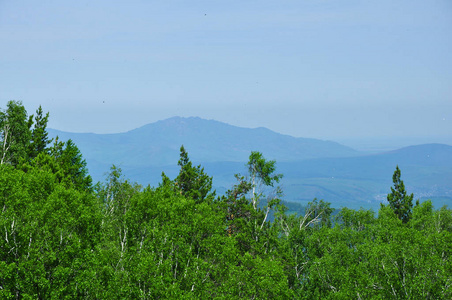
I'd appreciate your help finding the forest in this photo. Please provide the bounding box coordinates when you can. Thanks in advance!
[1,101,451,299]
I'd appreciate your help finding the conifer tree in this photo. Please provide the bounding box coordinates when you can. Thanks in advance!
[387,165,414,223]
[28,105,52,159]
[175,145,214,203]
[50,138,92,191]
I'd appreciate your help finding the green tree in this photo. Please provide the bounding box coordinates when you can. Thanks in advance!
[219,154,287,269]
[387,166,414,223]
[48,138,92,191]
[175,145,214,203]
[303,198,334,229]
[1,102,53,165]
[247,151,282,210]
[28,105,52,159]
[0,163,102,298]
[0,100,33,165]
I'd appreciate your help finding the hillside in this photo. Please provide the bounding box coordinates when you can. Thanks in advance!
[276,143,452,209]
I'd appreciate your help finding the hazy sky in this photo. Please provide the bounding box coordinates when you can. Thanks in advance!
[1,0,451,144]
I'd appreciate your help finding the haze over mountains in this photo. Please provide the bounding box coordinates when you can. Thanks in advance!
[49,117,357,166]
[48,117,452,210]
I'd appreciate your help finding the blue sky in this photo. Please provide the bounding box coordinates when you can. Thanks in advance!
[0,0,451,147]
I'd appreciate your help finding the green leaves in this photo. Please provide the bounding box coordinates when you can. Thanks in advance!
[291,203,452,299]
[52,139,93,191]
[247,151,283,187]
[176,145,215,203]
[247,151,283,209]
[0,164,102,298]
[387,166,414,223]
[0,102,53,166]
[0,101,32,165]
[1,104,451,298]
[28,105,52,159]
[0,102,91,191]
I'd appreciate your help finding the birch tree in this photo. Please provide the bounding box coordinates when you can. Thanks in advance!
[0,101,33,165]
[247,151,282,210]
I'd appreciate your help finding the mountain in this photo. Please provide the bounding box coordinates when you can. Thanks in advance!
[48,116,357,169]
[48,118,452,211]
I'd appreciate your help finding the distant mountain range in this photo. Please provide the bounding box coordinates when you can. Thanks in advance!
[48,116,357,167]
[48,117,452,211]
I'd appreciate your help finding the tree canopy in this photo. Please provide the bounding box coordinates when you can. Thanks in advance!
[1,102,451,299]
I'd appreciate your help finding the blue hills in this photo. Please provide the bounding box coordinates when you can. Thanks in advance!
[48,116,358,167]
[48,117,452,210]
[274,143,452,209]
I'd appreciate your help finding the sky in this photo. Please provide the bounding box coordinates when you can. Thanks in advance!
[0,0,451,149]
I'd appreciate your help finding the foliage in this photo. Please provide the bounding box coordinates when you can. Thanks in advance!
[0,101,91,190]
[175,145,214,203]
[51,139,93,191]
[0,100,33,165]
[0,164,101,298]
[247,151,283,209]
[1,103,451,298]
[387,165,414,223]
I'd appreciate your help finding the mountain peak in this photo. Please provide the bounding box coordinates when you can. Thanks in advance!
[48,116,358,168]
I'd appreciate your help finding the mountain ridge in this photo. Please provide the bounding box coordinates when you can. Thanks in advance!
[48,116,358,167]
[47,117,452,210]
